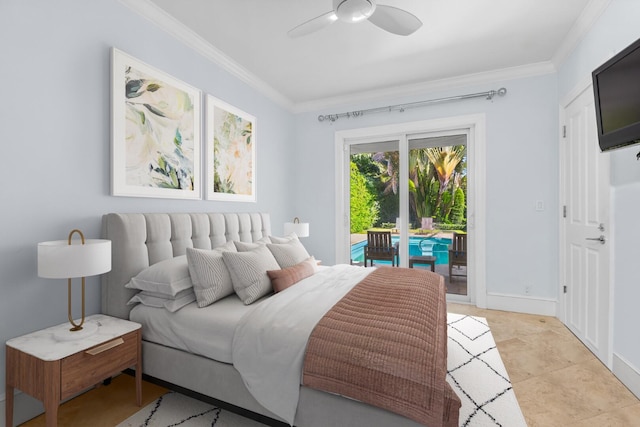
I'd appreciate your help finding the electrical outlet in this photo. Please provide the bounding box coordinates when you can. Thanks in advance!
[525,285,531,295]
[535,200,544,211]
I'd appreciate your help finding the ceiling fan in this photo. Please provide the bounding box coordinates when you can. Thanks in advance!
[287,0,422,38]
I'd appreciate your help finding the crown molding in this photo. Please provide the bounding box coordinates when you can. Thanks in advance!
[551,0,612,67]
[118,0,294,111]
[292,61,557,113]
[119,0,595,115]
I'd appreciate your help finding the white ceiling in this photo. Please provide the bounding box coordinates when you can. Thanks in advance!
[126,0,610,111]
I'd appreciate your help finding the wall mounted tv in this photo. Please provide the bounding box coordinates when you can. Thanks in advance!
[592,36,640,152]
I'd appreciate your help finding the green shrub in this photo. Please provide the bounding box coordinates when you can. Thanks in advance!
[435,222,466,231]
[440,191,453,222]
[350,162,379,233]
[450,187,466,224]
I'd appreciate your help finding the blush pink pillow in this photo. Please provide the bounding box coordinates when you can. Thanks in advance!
[267,257,317,293]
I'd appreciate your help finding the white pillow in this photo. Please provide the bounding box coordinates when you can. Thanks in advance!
[186,244,236,308]
[127,288,196,312]
[125,255,192,297]
[222,245,281,305]
[214,240,237,252]
[234,241,263,252]
[268,233,297,244]
[267,237,311,268]
[233,236,270,252]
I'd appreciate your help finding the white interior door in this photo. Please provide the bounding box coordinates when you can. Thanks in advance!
[560,86,611,365]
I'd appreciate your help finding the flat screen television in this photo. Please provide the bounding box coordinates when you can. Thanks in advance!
[592,36,640,152]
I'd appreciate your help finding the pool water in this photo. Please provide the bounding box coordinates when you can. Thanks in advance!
[351,236,451,265]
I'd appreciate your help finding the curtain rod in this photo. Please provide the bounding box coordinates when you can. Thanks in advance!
[317,87,507,123]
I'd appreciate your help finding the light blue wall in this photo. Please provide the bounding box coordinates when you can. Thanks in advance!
[0,0,294,420]
[557,0,640,382]
[4,0,639,422]
[293,74,560,300]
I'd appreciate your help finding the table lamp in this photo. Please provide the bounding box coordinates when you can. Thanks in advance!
[284,217,310,238]
[38,229,111,337]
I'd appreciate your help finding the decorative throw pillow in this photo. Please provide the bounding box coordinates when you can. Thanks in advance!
[268,233,297,244]
[127,288,196,312]
[222,245,281,305]
[213,240,237,252]
[125,255,193,297]
[186,244,237,308]
[234,240,266,252]
[267,237,311,268]
[267,257,317,293]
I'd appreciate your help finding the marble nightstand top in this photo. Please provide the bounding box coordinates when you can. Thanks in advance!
[6,314,140,361]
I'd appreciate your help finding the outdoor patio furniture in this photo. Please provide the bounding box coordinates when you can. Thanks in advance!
[449,232,467,278]
[409,255,436,272]
[364,230,398,266]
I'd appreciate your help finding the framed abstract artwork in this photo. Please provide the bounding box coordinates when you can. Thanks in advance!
[206,95,256,202]
[111,48,201,199]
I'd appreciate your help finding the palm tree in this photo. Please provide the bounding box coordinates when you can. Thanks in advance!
[425,145,466,213]
[410,149,438,220]
[373,151,400,195]
[377,150,432,224]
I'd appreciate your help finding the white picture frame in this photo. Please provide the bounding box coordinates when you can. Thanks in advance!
[206,95,256,202]
[111,48,201,199]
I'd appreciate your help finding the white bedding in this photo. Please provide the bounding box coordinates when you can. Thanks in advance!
[232,264,372,425]
[129,264,372,425]
[130,293,260,364]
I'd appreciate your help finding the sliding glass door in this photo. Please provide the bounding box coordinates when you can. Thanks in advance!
[345,131,469,298]
[407,133,468,296]
[349,140,400,266]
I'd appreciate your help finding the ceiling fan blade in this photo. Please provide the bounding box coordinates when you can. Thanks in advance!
[287,11,338,38]
[368,5,422,36]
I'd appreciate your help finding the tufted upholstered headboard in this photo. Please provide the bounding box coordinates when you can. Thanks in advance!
[101,212,271,320]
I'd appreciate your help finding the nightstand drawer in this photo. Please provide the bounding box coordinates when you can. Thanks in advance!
[60,330,139,398]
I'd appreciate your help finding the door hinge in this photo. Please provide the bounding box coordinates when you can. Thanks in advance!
[562,125,567,138]
[563,285,567,294]
[563,205,567,218]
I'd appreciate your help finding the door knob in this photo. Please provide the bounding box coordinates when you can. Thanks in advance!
[586,235,606,244]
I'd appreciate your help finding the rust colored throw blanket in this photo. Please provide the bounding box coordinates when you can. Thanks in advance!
[303,267,461,426]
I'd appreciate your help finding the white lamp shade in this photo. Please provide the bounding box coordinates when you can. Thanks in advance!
[38,239,111,278]
[284,222,309,238]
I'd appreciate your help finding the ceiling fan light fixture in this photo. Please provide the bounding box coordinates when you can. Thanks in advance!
[288,0,420,37]
[334,0,376,23]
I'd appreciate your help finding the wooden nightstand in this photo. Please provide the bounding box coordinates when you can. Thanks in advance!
[5,314,142,427]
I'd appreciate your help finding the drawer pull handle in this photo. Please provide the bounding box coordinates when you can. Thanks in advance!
[86,338,124,355]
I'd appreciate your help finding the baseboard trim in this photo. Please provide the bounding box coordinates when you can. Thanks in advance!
[612,353,640,399]
[486,292,557,316]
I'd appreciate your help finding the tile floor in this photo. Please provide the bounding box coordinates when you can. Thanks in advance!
[20,305,640,426]
[447,303,640,426]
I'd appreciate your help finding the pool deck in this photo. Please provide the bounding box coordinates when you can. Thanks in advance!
[350,231,466,296]
[350,231,454,245]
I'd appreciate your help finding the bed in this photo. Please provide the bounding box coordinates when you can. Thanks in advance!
[101,212,460,426]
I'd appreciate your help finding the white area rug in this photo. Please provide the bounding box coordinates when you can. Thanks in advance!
[117,391,268,426]
[446,313,527,426]
[119,314,526,427]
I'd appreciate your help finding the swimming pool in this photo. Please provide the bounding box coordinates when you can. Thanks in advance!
[351,235,451,265]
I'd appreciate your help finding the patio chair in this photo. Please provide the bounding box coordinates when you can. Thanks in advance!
[449,232,467,278]
[364,230,398,267]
